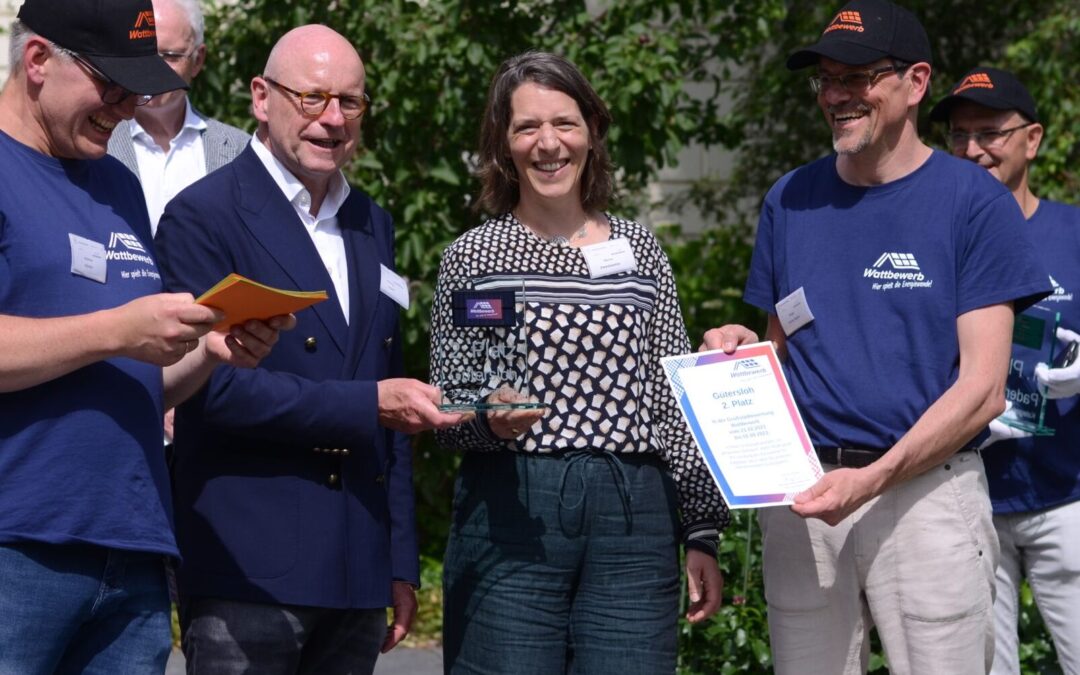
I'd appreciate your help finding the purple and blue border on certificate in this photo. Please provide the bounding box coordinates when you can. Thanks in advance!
[663,342,820,508]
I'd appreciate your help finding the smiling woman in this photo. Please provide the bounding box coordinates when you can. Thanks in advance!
[430,51,730,675]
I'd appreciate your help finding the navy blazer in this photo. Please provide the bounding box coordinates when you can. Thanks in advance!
[154,145,418,609]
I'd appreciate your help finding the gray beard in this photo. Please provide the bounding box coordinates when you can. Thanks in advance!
[833,130,872,155]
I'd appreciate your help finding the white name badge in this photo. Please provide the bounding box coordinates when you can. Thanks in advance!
[379,264,410,309]
[69,233,107,283]
[775,286,814,336]
[581,238,637,278]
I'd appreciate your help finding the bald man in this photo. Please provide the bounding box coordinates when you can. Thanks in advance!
[153,25,465,674]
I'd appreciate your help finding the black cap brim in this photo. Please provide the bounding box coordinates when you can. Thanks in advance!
[929,91,1038,124]
[84,53,188,96]
[787,42,892,70]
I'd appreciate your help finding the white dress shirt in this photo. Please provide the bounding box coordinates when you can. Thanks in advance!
[130,98,208,235]
[251,135,351,323]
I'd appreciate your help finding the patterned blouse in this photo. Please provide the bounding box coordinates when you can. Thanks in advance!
[431,212,730,548]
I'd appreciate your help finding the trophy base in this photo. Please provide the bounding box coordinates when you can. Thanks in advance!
[439,401,548,413]
[999,417,1055,437]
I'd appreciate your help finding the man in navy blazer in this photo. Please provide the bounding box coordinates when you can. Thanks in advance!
[153,24,464,674]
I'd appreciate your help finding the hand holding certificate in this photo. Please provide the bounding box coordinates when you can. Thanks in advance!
[662,342,822,508]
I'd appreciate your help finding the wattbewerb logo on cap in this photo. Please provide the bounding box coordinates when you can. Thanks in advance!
[954,72,994,94]
[130,10,156,40]
[824,10,864,34]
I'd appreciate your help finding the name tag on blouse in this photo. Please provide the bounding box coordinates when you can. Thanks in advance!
[581,238,637,278]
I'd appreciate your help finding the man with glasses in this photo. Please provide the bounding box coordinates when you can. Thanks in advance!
[708,1,1050,672]
[0,0,291,671]
[108,0,249,235]
[152,23,466,674]
[932,67,1080,675]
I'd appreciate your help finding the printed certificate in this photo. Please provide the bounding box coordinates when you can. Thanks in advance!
[662,342,822,508]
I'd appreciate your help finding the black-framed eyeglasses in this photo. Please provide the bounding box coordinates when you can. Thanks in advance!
[808,64,907,95]
[158,48,198,64]
[263,77,369,120]
[946,123,1034,149]
[63,49,153,106]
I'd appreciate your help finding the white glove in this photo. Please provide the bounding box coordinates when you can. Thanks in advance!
[1034,327,1080,399]
[978,402,1034,450]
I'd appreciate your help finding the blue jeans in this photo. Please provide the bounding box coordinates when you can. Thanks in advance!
[0,541,171,675]
[179,596,386,675]
[443,451,680,675]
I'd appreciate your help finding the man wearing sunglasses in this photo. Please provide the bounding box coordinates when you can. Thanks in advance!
[0,0,292,672]
[726,1,1050,672]
[152,23,466,674]
[107,0,249,236]
[932,67,1080,675]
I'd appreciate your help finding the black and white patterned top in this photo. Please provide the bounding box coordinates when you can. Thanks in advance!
[431,212,730,548]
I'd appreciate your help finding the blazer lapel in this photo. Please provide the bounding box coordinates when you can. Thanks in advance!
[233,148,350,354]
[340,193,381,375]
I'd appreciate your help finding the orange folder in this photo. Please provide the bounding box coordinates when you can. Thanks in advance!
[196,273,328,331]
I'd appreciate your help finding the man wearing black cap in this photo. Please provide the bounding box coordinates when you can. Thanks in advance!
[0,0,289,671]
[932,67,1080,675]
[708,1,1051,672]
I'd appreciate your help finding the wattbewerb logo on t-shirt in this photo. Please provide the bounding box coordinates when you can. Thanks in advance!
[1044,275,1073,303]
[109,232,147,253]
[106,231,159,281]
[863,252,934,291]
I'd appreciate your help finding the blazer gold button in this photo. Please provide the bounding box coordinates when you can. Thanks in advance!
[304,337,317,352]
[313,446,322,453]
[328,473,340,485]
[383,337,393,349]
[375,474,386,485]
[341,448,350,456]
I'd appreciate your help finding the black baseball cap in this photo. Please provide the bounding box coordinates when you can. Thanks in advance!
[787,0,932,70]
[17,0,187,96]
[929,67,1039,123]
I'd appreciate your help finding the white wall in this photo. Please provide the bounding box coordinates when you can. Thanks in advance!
[0,2,17,79]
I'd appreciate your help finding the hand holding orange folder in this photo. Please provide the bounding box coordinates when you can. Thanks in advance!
[196,273,328,331]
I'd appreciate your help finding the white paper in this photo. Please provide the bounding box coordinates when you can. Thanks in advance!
[580,238,637,278]
[775,286,814,336]
[379,264,410,309]
[69,233,107,283]
[662,343,823,508]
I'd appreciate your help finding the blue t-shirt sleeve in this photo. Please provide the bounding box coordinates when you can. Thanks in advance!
[744,181,782,313]
[956,187,1051,315]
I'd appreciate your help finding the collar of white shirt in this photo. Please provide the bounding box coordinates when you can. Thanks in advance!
[130,97,208,150]
[251,134,351,223]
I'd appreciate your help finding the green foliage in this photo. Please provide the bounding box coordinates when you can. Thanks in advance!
[678,511,771,674]
[1005,5,1080,202]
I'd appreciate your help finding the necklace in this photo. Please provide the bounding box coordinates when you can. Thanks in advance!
[549,222,589,247]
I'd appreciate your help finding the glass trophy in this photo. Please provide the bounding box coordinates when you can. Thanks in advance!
[431,276,546,412]
[999,306,1060,436]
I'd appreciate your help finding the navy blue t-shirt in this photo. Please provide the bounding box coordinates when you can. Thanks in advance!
[744,151,1051,449]
[0,131,175,555]
[983,200,1080,513]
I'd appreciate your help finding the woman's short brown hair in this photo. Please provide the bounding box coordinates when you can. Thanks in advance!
[476,51,613,215]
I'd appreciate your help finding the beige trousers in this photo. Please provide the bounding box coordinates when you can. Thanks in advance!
[759,451,998,675]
